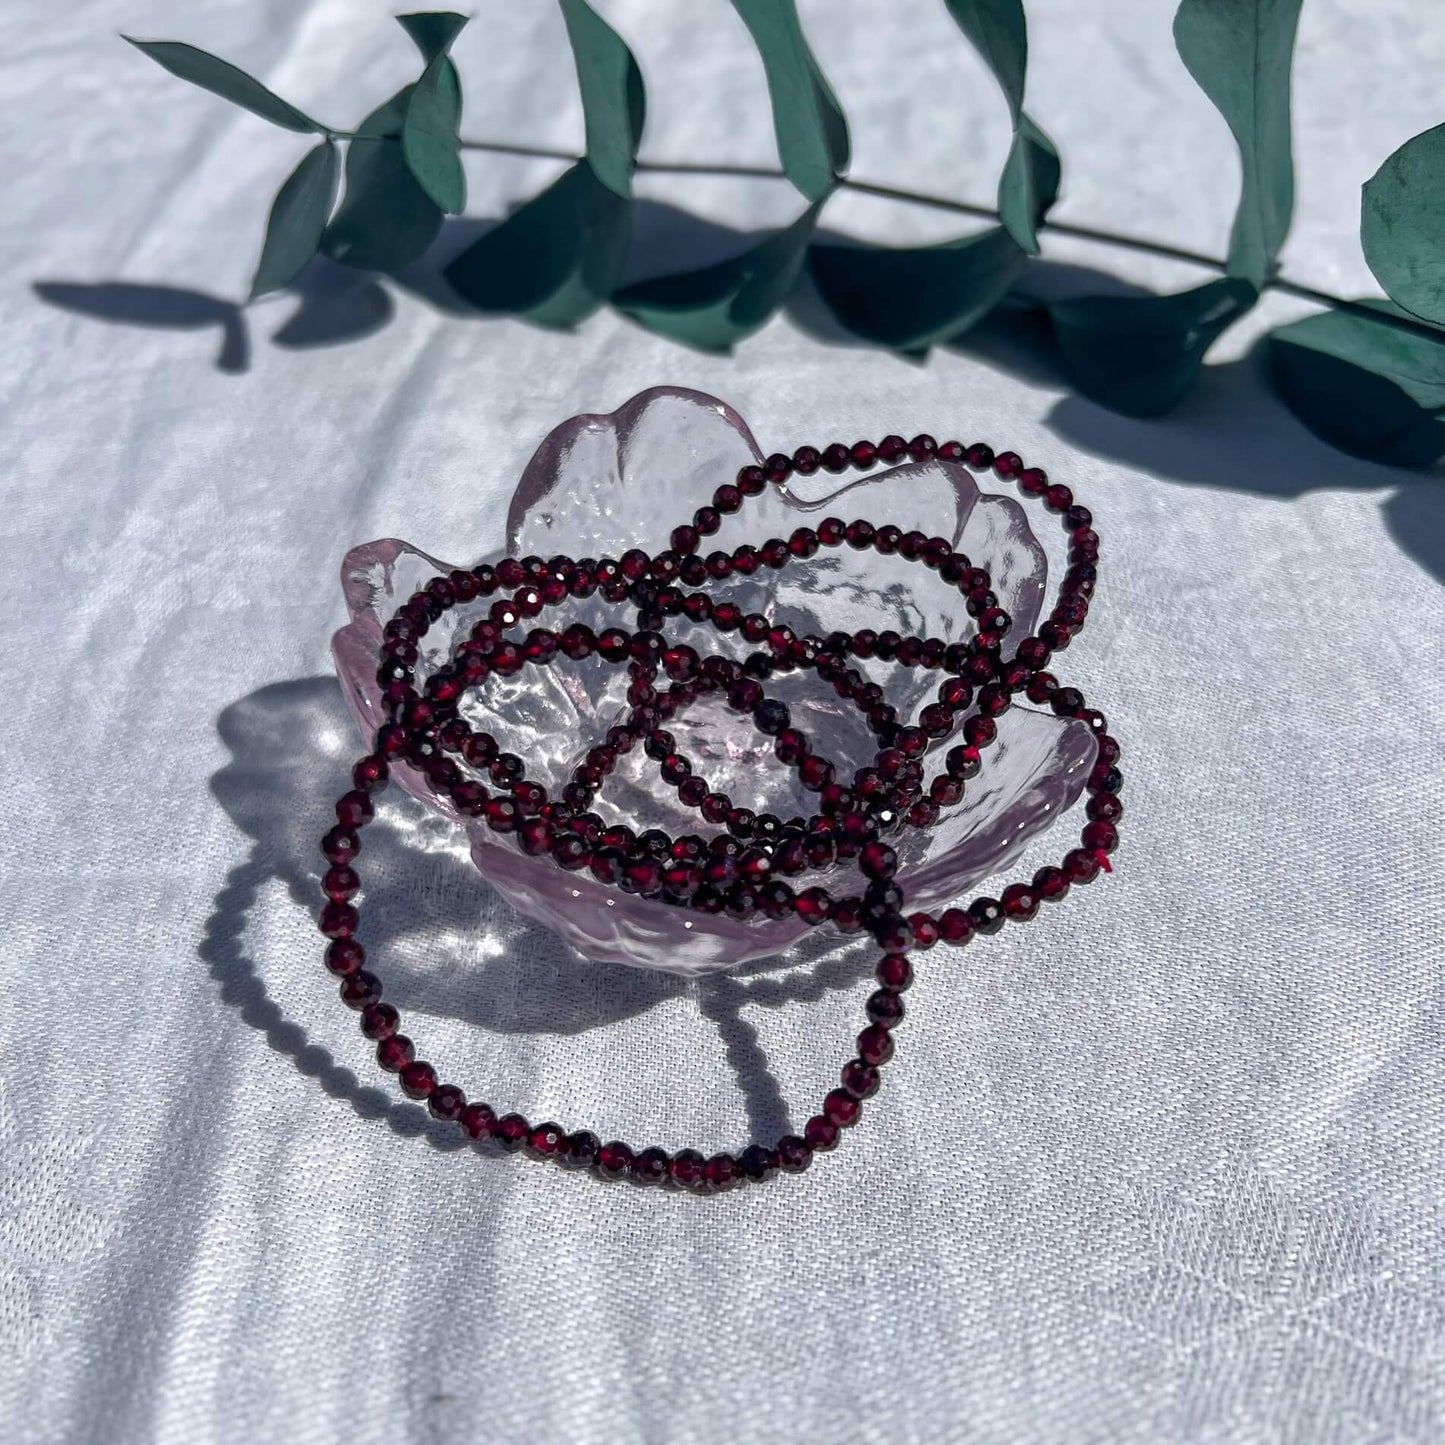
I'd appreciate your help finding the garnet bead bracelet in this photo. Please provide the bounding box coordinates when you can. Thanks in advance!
[319,434,1122,1191]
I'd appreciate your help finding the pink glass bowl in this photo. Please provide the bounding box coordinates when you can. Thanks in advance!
[333,386,1096,975]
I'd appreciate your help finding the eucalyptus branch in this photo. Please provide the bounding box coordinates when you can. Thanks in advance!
[110,4,1445,469]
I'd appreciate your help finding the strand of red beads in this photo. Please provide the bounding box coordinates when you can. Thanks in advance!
[317,436,1122,1190]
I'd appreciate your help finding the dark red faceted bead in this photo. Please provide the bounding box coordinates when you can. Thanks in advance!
[788,527,819,558]
[1088,763,1123,796]
[968,897,1005,934]
[804,1115,840,1152]
[325,938,365,977]
[527,1122,566,1159]
[792,445,821,474]
[1087,792,1124,823]
[1064,847,1102,884]
[322,832,361,861]
[1082,819,1119,854]
[875,917,914,955]
[823,1089,862,1127]
[1026,671,1059,704]
[1051,687,1085,718]
[876,953,913,990]
[866,989,905,1026]
[739,1144,780,1181]
[1001,882,1039,921]
[938,908,974,944]
[993,450,1023,479]
[878,434,907,463]
[963,715,996,748]
[1033,866,1070,902]
[596,1140,634,1178]
[1017,467,1049,496]
[850,440,877,469]
[495,1114,530,1152]
[340,971,382,1009]
[561,1129,600,1168]
[361,1002,399,1040]
[460,1102,497,1139]
[1045,484,1075,512]
[322,865,359,902]
[929,776,963,807]
[909,433,937,460]
[377,1035,415,1072]
[319,901,358,939]
[857,1024,895,1066]
[798,756,834,791]
[429,1084,466,1122]
[776,1135,813,1172]
[965,442,995,469]
[821,443,850,473]
[946,745,982,780]
[841,1059,880,1100]
[400,1060,437,1099]
[352,754,389,793]
[704,1153,744,1191]
[668,1149,707,1188]
[335,791,374,829]
[738,464,768,495]
[630,1146,670,1184]
[1017,636,1051,670]
[795,887,832,924]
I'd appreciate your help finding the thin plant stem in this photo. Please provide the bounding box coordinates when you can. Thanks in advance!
[458,136,1438,339]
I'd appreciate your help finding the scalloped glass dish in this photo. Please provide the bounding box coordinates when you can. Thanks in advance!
[333,386,1096,975]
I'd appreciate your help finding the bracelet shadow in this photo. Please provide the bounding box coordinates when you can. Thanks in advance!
[203,674,876,1171]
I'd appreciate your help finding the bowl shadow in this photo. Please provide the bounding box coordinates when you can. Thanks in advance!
[203,674,877,1171]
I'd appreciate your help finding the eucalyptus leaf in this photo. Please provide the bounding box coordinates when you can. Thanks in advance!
[1268,300,1445,467]
[404,54,465,214]
[731,0,849,202]
[560,0,645,199]
[996,114,1060,254]
[942,0,1026,119]
[1174,0,1301,288]
[1361,122,1445,328]
[444,162,630,328]
[324,86,442,270]
[396,11,469,64]
[249,140,340,300]
[323,138,442,272]
[615,203,823,350]
[809,226,1027,352]
[1046,277,1256,417]
[353,85,412,140]
[941,1,1058,252]
[124,38,322,133]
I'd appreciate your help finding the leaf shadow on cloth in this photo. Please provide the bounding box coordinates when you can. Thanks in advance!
[29,199,781,370]
[203,674,877,1160]
[36,228,1444,591]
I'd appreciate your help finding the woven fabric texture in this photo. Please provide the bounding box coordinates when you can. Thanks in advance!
[3,2,1444,1441]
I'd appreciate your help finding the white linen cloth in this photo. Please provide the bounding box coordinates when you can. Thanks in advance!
[4,2,1445,1441]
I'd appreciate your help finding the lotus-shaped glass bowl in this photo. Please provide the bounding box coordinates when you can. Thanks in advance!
[333,387,1096,975]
